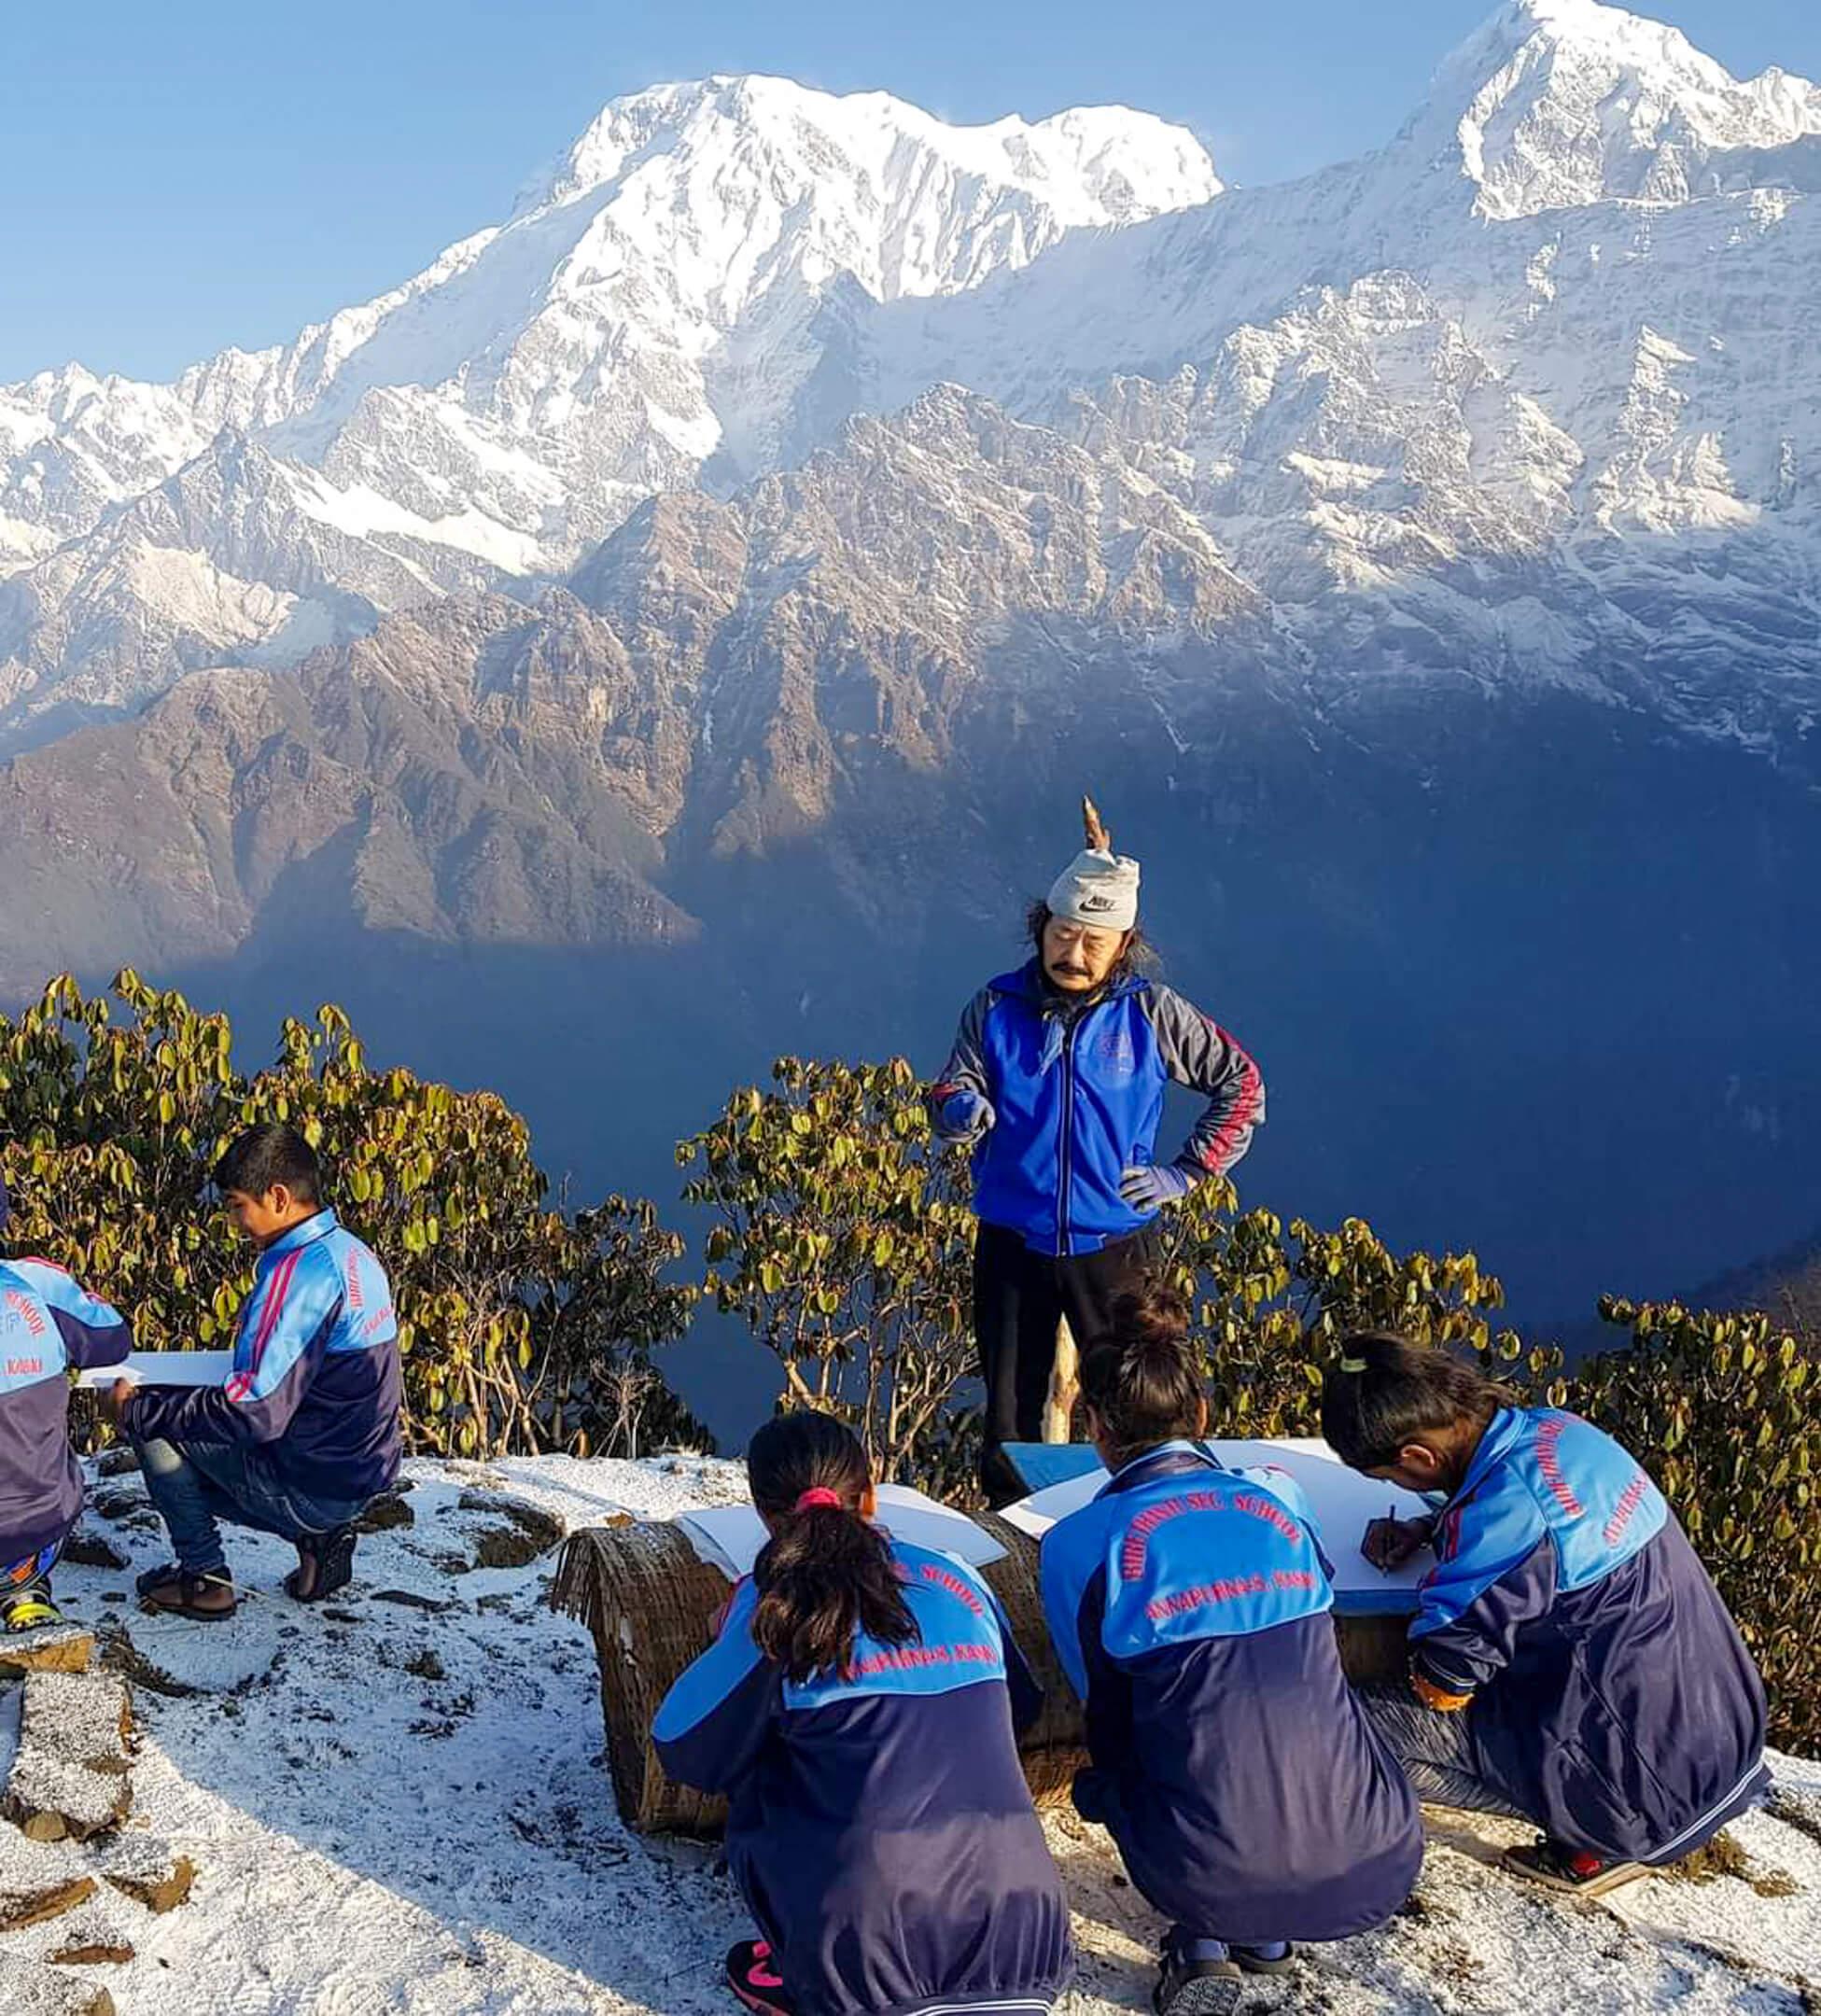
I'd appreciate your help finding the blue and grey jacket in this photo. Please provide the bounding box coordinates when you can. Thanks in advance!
[126,1211,401,1508]
[653,1535,1073,2016]
[1410,1407,1768,1865]
[1041,1442,1422,1944]
[0,1258,132,1560]
[931,962,1263,1256]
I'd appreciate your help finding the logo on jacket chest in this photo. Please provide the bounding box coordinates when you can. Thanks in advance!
[3,1290,48,1339]
[1092,1026,1139,1081]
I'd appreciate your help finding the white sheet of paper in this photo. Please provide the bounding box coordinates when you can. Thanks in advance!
[674,1482,1008,1583]
[75,1350,236,1390]
[998,1437,1435,1598]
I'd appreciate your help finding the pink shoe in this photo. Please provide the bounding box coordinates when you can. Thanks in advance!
[726,1939,794,2016]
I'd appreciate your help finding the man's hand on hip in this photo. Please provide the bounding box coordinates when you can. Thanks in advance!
[935,1089,995,1141]
[1119,1162,1198,1211]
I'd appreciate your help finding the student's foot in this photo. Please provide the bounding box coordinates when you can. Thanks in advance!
[1503,1839,1646,1897]
[0,1587,64,1634]
[285,1524,357,1603]
[725,1940,794,2016]
[135,1563,237,1620]
[1154,1944,1241,2016]
[1233,1941,1296,1976]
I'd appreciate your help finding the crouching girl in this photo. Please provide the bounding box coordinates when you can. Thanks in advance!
[653,1410,1073,2016]
[1040,1290,1422,2016]
[1324,1333,1770,1896]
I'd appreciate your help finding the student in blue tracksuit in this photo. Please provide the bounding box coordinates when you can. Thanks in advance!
[652,1410,1072,2016]
[107,1125,402,1620]
[1324,1333,1770,1897]
[931,804,1264,1504]
[1040,1291,1422,2016]
[0,1175,133,1633]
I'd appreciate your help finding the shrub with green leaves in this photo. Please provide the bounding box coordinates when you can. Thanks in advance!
[679,1056,979,1494]
[1574,1298,1819,1748]
[0,972,704,1460]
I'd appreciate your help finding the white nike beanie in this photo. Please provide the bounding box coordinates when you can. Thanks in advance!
[1047,847,1141,931]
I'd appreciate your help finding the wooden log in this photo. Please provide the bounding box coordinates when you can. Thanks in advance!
[554,1514,1407,1838]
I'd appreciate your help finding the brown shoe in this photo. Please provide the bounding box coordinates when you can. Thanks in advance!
[135,1564,237,1620]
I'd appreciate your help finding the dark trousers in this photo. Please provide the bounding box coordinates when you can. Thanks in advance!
[974,1222,1158,1505]
[1353,1684,1527,1821]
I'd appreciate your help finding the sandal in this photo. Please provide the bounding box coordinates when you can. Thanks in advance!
[136,1562,237,1620]
[285,1524,357,1603]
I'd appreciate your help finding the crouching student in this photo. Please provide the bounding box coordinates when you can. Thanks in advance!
[1040,1290,1422,2016]
[107,1125,401,1619]
[652,1410,1073,2016]
[1324,1333,1770,1897]
[0,1174,133,1632]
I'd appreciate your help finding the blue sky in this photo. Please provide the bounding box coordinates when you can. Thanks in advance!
[3,0,1816,384]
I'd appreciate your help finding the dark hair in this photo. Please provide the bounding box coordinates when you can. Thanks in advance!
[214,1124,321,1208]
[1026,902,1157,984]
[748,1411,918,1685]
[1320,1331,1516,1471]
[1078,1287,1206,1465]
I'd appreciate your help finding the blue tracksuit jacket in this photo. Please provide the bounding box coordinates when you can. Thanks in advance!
[931,962,1263,1256]
[0,1258,132,1560]
[1410,1407,1769,1865]
[1041,1441,1422,1944]
[653,1536,1073,2016]
[127,1210,402,1507]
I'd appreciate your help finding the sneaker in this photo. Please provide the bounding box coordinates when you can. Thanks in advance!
[0,1587,63,1634]
[1154,1947,1241,2016]
[726,1939,793,2016]
[1233,1941,1296,1976]
[1503,1839,1646,1897]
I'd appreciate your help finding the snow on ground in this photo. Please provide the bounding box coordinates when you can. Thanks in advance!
[0,1452,1815,2015]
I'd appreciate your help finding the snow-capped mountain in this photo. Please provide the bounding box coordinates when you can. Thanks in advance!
[6,1,1821,1323]
[0,78,1214,745]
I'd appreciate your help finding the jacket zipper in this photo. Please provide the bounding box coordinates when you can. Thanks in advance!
[1058,1013,1083,1258]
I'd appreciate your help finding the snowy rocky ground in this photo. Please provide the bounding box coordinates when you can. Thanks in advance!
[0,1451,1815,2015]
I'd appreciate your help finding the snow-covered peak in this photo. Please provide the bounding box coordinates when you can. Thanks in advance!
[1432,0,1821,217]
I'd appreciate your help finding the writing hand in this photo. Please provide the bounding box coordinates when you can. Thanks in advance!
[1363,1515,1435,1573]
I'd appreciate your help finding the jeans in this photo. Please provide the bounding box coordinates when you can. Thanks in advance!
[1354,1683,1528,1820]
[134,1436,362,1577]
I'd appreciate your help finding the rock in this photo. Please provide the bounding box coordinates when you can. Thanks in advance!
[101,1841,195,1914]
[0,1955,117,2013]
[89,1492,139,1525]
[57,1533,131,1573]
[459,1491,565,1559]
[404,1648,445,1682]
[3,1676,134,1842]
[356,1492,414,1533]
[46,1901,135,1965]
[0,1832,97,1931]
[22,1676,133,1775]
[371,1589,450,1614]
[0,1627,95,1680]
[93,1449,140,1479]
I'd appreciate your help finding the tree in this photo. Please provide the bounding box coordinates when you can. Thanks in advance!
[679,1057,978,1492]
[0,972,705,1460]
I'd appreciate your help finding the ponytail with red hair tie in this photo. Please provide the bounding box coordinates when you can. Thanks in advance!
[793,1487,844,1513]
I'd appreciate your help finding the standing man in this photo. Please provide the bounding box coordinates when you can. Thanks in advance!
[109,1124,402,1619]
[930,803,1265,1505]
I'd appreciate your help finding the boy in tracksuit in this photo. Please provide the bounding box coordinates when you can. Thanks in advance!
[1325,1333,1769,1896]
[654,1411,1072,2016]
[0,1175,133,1631]
[112,1125,401,1618]
[931,803,1264,1505]
[1041,1292,1422,2016]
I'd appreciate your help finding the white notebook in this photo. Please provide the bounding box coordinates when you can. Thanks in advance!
[75,1350,237,1390]
[676,1482,1008,1582]
[999,1436,1435,1603]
